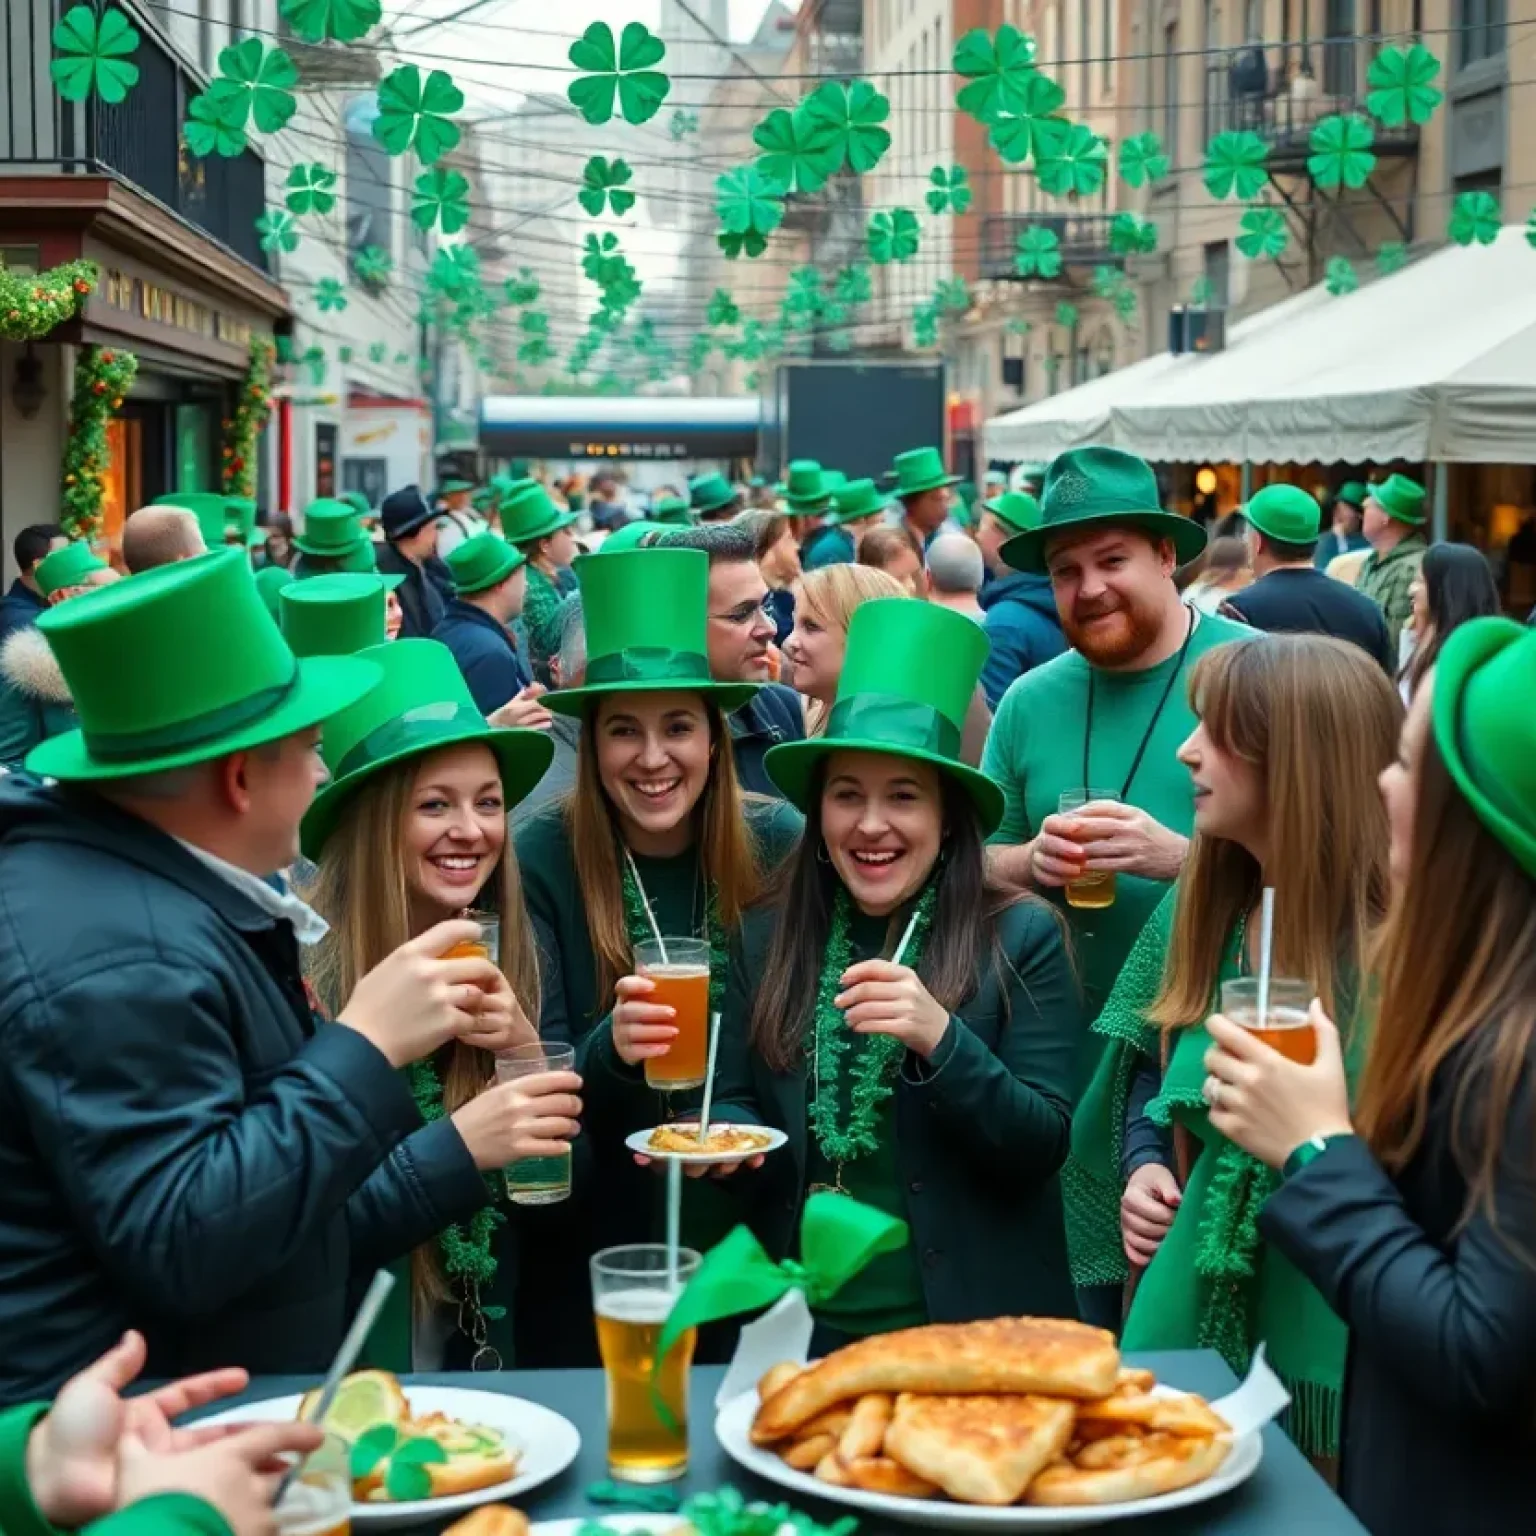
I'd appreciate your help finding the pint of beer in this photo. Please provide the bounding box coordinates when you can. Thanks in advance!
[1058,789,1119,910]
[591,1244,701,1482]
[635,937,710,1091]
[496,1042,577,1205]
[276,1434,351,1536]
[442,910,500,964]
[1219,977,1316,1064]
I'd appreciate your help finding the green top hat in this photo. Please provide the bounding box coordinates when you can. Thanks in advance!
[689,473,738,516]
[1366,473,1426,526]
[294,499,371,560]
[780,460,831,512]
[1245,484,1321,545]
[37,540,107,598]
[254,564,295,619]
[340,490,373,519]
[545,549,758,719]
[281,573,391,657]
[300,638,554,860]
[983,491,1040,535]
[1002,446,1207,575]
[1433,617,1536,879]
[501,480,578,547]
[765,599,1004,834]
[1335,481,1368,509]
[448,532,525,595]
[890,446,962,498]
[601,519,671,553]
[27,550,379,783]
[825,478,894,526]
[650,496,694,527]
[224,497,262,547]
[154,492,227,550]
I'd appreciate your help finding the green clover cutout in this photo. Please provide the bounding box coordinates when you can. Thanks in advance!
[688,334,713,371]
[567,22,670,126]
[1034,121,1109,198]
[1308,114,1377,191]
[518,337,554,367]
[867,208,921,264]
[952,24,1039,122]
[383,1437,447,1503]
[670,109,699,141]
[1204,130,1269,200]
[505,269,540,306]
[707,288,740,327]
[925,165,973,215]
[1528,209,1536,250]
[1449,189,1501,246]
[412,167,471,233]
[368,341,388,363]
[279,0,380,43]
[213,38,298,135]
[579,156,636,217]
[1324,257,1358,296]
[1055,300,1080,329]
[987,74,1067,164]
[1006,316,1033,335]
[913,303,940,349]
[315,278,347,313]
[800,80,892,175]
[338,345,353,363]
[1091,265,1120,298]
[1013,225,1062,279]
[752,106,840,196]
[718,230,768,261]
[374,66,463,165]
[521,311,549,336]
[398,351,413,367]
[349,1425,399,1481]
[184,89,248,158]
[1118,131,1168,188]
[1109,212,1158,256]
[285,164,337,216]
[1366,43,1443,128]
[716,165,786,240]
[835,263,873,305]
[1112,285,1139,322]
[1189,274,1216,305]
[354,245,392,288]
[582,232,619,281]
[934,276,969,312]
[51,5,140,105]
[1375,241,1408,275]
[1236,205,1289,259]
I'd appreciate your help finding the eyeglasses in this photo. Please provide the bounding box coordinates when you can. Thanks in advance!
[712,601,776,628]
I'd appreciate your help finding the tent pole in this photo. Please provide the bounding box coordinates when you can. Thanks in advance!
[1432,462,1448,544]
[1239,462,1252,503]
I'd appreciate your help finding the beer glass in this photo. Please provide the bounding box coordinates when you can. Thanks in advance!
[1059,789,1119,910]
[276,1433,351,1536]
[1219,977,1316,1064]
[442,910,499,963]
[634,937,710,1090]
[591,1244,701,1482]
[495,1041,576,1205]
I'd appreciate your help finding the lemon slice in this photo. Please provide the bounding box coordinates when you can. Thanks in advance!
[298,1370,405,1443]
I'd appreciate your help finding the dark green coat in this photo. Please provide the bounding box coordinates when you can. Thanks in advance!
[0,627,76,771]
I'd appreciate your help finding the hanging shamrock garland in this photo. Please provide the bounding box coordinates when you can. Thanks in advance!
[373,65,463,163]
[1307,114,1377,191]
[952,24,1038,121]
[1118,132,1168,188]
[715,166,785,260]
[1448,190,1501,246]
[1365,43,1443,127]
[1013,226,1062,279]
[60,345,138,540]
[286,164,337,215]
[51,5,140,104]
[753,106,840,196]
[222,338,274,499]
[1324,257,1359,297]
[1375,241,1408,275]
[579,157,636,217]
[1108,213,1158,257]
[412,167,471,233]
[314,278,347,312]
[567,22,670,126]
[1236,206,1289,260]
[354,246,392,292]
[256,208,300,254]
[1204,131,1269,200]
[926,165,972,214]
[184,38,299,159]
[504,269,540,307]
[799,81,891,175]
[706,288,740,328]
[0,259,97,342]
[279,0,381,43]
[867,208,920,264]
[1055,301,1080,330]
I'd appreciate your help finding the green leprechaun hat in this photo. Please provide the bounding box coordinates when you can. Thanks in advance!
[36,540,107,598]
[435,477,475,500]
[500,480,578,547]
[280,573,391,658]
[154,492,228,551]
[765,598,1004,833]
[294,499,373,565]
[689,472,738,517]
[1244,484,1321,545]
[1335,481,1368,510]
[27,549,380,783]
[825,477,894,526]
[601,519,671,553]
[224,497,263,548]
[1365,473,1426,526]
[254,564,295,619]
[301,638,554,860]
[983,490,1041,535]
[889,446,962,498]
[340,490,374,518]
[447,532,525,595]
[546,548,757,718]
[1002,446,1207,575]
[780,460,831,512]
[650,496,694,527]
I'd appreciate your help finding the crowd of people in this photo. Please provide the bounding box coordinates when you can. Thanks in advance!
[0,443,1531,1536]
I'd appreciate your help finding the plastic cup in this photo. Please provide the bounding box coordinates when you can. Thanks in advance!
[495,1041,576,1204]
[1220,976,1316,1064]
[634,937,710,1090]
[1058,789,1119,909]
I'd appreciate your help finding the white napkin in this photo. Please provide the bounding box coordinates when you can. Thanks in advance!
[715,1290,814,1408]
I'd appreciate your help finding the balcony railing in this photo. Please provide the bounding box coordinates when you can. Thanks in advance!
[980,214,1120,283]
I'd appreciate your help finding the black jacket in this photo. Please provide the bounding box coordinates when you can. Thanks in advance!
[729,684,805,798]
[0,581,44,648]
[432,598,532,714]
[376,543,446,639]
[0,780,487,1403]
[1221,566,1394,673]
[1261,1045,1536,1533]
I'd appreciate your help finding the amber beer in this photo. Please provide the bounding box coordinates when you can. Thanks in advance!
[635,937,710,1091]
[1059,789,1119,910]
[442,910,499,965]
[276,1435,351,1536]
[1219,977,1317,1064]
[591,1245,701,1482]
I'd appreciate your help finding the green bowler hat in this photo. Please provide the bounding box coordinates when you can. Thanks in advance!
[983,491,1041,535]
[765,598,1004,834]
[27,549,380,783]
[301,638,554,860]
[1245,484,1321,545]
[601,519,670,553]
[254,564,295,618]
[1433,617,1536,879]
[436,477,475,498]
[501,480,578,546]
[825,477,894,526]
[448,532,525,595]
[37,540,107,598]
[546,548,757,718]
[780,460,830,512]
[281,573,390,658]
[889,446,962,498]
[154,491,227,550]
[1335,481,1368,509]
[689,473,738,516]
[650,496,694,527]
[1366,473,1426,526]
[1002,446,1207,575]
[295,499,370,560]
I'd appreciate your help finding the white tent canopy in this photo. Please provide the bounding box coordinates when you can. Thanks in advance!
[985,226,1536,467]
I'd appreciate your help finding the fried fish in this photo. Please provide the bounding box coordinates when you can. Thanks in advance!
[1025,1430,1231,1506]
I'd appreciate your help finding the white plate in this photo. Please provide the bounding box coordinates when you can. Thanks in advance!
[198,1386,580,1531]
[625,1123,789,1164]
[533,1520,681,1536]
[714,1386,1264,1532]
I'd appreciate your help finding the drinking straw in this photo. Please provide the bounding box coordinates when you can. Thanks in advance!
[665,1156,683,1290]
[696,1012,723,1145]
[1256,887,1276,1031]
[891,902,924,967]
[624,848,669,965]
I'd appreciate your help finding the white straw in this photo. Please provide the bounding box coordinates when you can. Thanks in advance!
[892,903,924,968]
[665,1156,683,1290]
[1256,888,1276,1030]
[624,848,668,965]
[696,1011,722,1144]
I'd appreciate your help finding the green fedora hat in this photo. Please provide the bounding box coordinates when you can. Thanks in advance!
[890,446,962,498]
[1433,617,1536,879]
[300,638,554,860]
[294,498,371,560]
[689,473,738,516]
[1366,473,1426,526]
[765,598,1004,833]
[448,532,525,595]
[546,548,757,718]
[1335,480,1368,510]
[780,460,830,512]
[650,496,694,527]
[1002,446,1207,575]
[825,477,894,526]
[982,491,1040,535]
[154,491,227,550]
[601,519,671,553]
[1245,484,1321,545]
[254,564,295,618]
[37,540,108,598]
[281,573,390,658]
[27,549,379,783]
[501,479,578,546]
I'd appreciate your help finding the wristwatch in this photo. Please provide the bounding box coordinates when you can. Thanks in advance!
[1282,1132,1355,1180]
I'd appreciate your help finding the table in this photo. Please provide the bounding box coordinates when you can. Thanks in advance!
[212,1352,1366,1534]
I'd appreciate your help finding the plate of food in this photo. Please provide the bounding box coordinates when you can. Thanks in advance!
[715,1318,1263,1531]
[625,1123,788,1164]
[198,1370,580,1530]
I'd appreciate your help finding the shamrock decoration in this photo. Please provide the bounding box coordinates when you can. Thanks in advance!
[934,277,970,313]
[707,288,740,327]
[1375,241,1408,275]
[1189,274,1216,306]
[519,337,555,367]
[1236,206,1289,260]
[210,38,299,136]
[315,278,347,313]
[1006,316,1033,335]
[368,341,388,363]
[1034,121,1109,199]
[567,22,670,126]
[374,66,463,164]
[1108,212,1158,256]
[913,302,940,349]
[1448,189,1501,246]
[412,167,471,234]
[1118,131,1169,188]
[354,246,392,288]
[800,80,892,175]
[255,209,299,254]
[504,269,540,306]
[718,231,767,261]
[753,107,839,196]
[986,74,1067,165]
[51,5,140,105]
[350,1427,447,1503]
[285,164,337,216]
[184,92,247,158]
[1324,257,1358,296]
[1203,131,1269,200]
[579,156,636,217]
[1112,285,1139,322]
[521,312,549,339]
[670,109,699,141]
[338,345,354,363]
[1366,43,1443,127]
[1307,114,1377,191]
[278,0,380,43]
[1528,209,1536,250]
[716,166,786,248]
[866,209,921,264]
[835,263,873,305]
[1055,301,1080,329]
[952,25,1039,122]
[1013,225,1062,279]
[926,165,973,215]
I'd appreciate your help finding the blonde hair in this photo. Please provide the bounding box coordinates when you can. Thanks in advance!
[793,564,908,733]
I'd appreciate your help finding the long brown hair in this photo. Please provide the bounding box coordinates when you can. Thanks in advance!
[303,750,542,1306]
[565,693,769,1008]
[1150,635,1400,1029]
[1355,733,1536,1242]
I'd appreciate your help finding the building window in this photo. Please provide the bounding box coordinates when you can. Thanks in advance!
[1162,23,1179,159]
[344,96,395,273]
[1203,239,1231,308]
[1457,0,1507,67]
